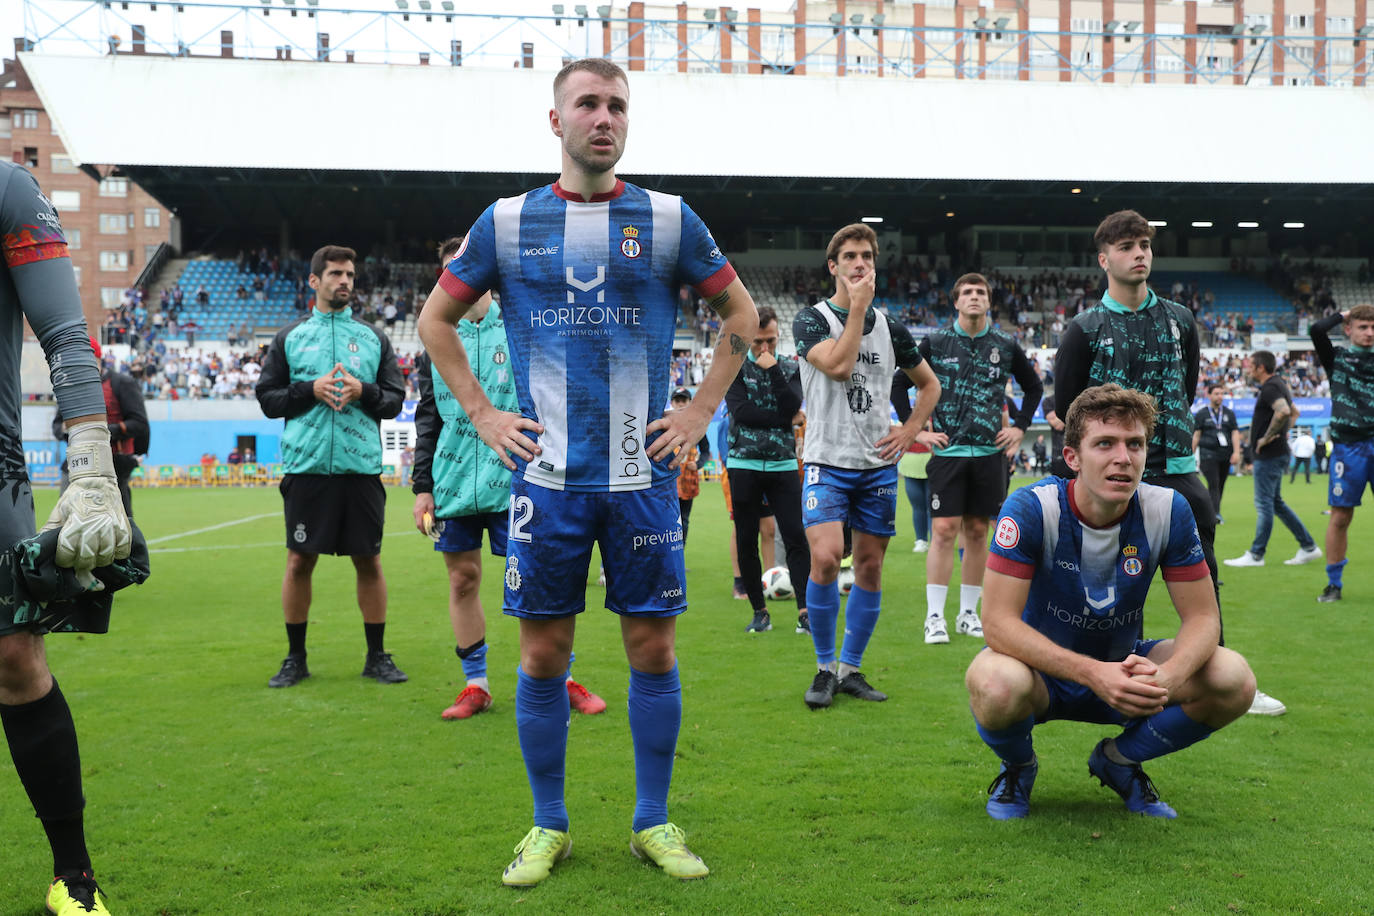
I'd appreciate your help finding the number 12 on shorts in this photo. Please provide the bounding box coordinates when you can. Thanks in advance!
[509,495,534,543]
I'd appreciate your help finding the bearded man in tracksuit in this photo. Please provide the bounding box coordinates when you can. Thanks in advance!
[256,245,407,688]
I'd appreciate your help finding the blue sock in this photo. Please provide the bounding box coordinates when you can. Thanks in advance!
[1113,705,1215,763]
[838,584,882,668]
[975,714,1036,765]
[628,665,681,832]
[806,578,841,666]
[1327,559,1347,588]
[567,650,576,679]
[457,642,488,682]
[515,668,570,831]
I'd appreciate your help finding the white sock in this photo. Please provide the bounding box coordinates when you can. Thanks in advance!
[959,584,983,615]
[926,584,948,619]
[819,660,837,674]
[469,676,490,692]
[837,662,858,679]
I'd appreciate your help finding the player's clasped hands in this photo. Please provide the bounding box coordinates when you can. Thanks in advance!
[472,405,543,471]
[313,363,364,411]
[1091,653,1169,719]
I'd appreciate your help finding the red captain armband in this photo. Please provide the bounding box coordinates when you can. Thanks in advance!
[437,268,481,304]
[3,225,69,268]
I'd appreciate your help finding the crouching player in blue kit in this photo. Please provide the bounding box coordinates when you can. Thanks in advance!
[418,59,757,886]
[965,385,1255,820]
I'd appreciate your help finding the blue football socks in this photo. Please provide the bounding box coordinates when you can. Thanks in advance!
[515,668,570,831]
[1327,559,1347,589]
[806,578,841,667]
[628,665,682,832]
[1113,705,1215,763]
[456,641,488,683]
[838,584,882,668]
[976,714,1036,766]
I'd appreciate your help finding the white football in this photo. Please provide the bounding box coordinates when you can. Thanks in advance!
[762,566,793,600]
[837,566,856,595]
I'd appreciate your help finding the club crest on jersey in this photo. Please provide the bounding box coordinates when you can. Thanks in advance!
[493,350,507,365]
[505,555,522,592]
[990,349,1000,365]
[994,516,1018,548]
[348,341,359,353]
[621,225,642,259]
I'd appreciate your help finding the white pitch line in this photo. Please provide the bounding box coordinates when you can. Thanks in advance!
[145,512,282,545]
[149,530,419,554]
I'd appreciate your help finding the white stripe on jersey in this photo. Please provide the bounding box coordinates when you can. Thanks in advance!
[493,195,526,283]
[1032,482,1060,563]
[1136,482,1176,559]
[646,189,681,282]
[528,339,569,489]
[609,334,649,489]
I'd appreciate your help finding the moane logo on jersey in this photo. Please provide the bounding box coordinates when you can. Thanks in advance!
[523,245,560,257]
[994,516,1019,549]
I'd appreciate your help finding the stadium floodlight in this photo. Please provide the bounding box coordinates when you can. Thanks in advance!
[1123,21,1141,32]
[597,4,611,17]
[1250,24,1266,34]
[993,17,1010,30]
[1237,221,1260,228]
[1230,23,1246,35]
[306,0,318,5]
[723,8,738,21]
[574,5,588,16]
[259,0,270,6]
[703,9,716,19]
[395,0,407,8]
[945,211,955,218]
[1104,20,1120,33]
[828,13,841,24]
[1070,187,1082,194]
[872,14,885,26]
[973,16,989,29]
[418,0,431,10]
[850,13,863,24]
[283,0,295,6]
[1148,220,1168,227]
[1283,222,1306,229]
[1191,221,1214,228]
[861,216,883,223]
[1358,25,1374,37]
[441,0,453,8]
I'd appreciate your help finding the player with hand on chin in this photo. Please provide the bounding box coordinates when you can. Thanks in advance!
[418,58,756,887]
[965,385,1254,821]
[792,223,940,709]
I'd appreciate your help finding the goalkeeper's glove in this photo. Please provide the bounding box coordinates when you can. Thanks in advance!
[42,420,133,570]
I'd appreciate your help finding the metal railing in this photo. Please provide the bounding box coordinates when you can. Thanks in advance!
[17,0,1374,86]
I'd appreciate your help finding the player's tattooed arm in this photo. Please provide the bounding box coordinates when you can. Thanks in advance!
[730,333,748,356]
[706,288,730,312]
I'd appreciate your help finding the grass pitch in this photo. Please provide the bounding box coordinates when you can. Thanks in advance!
[1,476,1369,914]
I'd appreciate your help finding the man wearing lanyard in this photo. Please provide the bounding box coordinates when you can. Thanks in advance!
[1192,385,1242,523]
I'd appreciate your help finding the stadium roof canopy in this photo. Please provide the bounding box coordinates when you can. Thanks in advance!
[22,52,1374,249]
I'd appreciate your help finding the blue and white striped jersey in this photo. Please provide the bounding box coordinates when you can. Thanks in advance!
[439,180,735,492]
[987,477,1209,662]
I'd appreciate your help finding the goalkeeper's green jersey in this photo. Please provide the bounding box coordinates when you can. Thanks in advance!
[256,306,406,475]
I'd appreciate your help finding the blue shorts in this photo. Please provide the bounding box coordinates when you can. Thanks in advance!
[502,475,686,619]
[1329,439,1374,509]
[801,464,899,537]
[433,511,508,556]
[1035,638,1165,726]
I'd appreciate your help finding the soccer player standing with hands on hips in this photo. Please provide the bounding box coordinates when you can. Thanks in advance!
[1,161,134,916]
[916,272,1042,645]
[1309,305,1374,602]
[1053,210,1285,717]
[418,58,756,887]
[793,223,940,709]
[411,238,605,720]
[256,245,408,688]
[967,385,1255,821]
